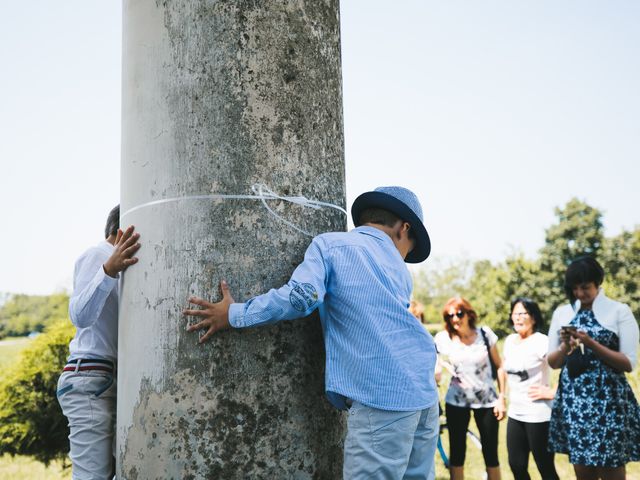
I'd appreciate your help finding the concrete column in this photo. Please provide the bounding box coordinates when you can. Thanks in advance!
[118,1,346,478]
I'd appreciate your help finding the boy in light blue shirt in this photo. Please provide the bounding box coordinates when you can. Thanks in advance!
[184,186,438,479]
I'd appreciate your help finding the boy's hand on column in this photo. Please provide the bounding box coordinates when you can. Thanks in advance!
[183,280,234,343]
[103,226,141,277]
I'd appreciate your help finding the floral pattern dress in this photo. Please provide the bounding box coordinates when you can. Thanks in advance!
[549,309,640,467]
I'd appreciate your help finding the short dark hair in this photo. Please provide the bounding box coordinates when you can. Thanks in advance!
[564,256,605,303]
[357,207,401,228]
[105,205,120,239]
[509,297,545,333]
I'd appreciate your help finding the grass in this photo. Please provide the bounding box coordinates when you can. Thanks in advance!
[0,337,31,373]
[0,454,70,480]
[433,338,640,479]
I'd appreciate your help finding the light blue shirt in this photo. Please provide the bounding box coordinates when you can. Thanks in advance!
[68,241,119,362]
[229,226,438,411]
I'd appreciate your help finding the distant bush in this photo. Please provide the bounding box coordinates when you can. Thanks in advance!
[0,294,69,339]
[0,320,74,464]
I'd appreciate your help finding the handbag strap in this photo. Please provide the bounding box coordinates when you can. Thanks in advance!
[479,326,490,351]
[479,327,498,379]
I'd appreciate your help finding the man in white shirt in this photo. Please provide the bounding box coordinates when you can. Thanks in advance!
[56,205,140,480]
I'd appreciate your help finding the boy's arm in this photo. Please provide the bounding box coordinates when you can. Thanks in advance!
[70,226,140,328]
[184,238,328,344]
[69,249,118,329]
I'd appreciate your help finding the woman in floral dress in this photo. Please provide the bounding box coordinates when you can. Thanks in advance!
[547,256,640,480]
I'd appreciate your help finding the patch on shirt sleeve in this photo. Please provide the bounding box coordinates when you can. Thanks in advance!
[289,281,318,312]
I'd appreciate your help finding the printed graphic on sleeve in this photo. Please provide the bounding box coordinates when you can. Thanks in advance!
[289,281,318,312]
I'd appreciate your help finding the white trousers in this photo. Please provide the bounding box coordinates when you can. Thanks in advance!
[57,370,116,480]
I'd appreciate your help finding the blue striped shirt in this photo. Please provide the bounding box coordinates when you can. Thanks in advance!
[228,226,438,411]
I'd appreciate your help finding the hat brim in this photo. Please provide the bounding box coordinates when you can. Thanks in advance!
[351,191,431,263]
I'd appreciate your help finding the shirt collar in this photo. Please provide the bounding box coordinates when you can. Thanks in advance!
[354,225,405,259]
[354,225,392,242]
[593,287,605,305]
[100,240,115,252]
[573,287,608,313]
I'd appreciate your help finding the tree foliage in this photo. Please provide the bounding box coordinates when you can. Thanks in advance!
[0,293,69,339]
[0,320,74,464]
[465,260,510,336]
[538,198,604,313]
[413,198,638,336]
[601,227,640,319]
[412,257,473,324]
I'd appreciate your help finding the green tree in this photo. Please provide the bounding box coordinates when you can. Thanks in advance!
[412,257,473,324]
[412,198,635,338]
[466,259,510,336]
[500,253,564,327]
[601,226,640,323]
[538,198,604,315]
[0,293,69,339]
[413,257,513,336]
[0,320,74,464]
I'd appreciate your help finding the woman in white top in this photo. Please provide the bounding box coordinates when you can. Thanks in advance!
[503,297,558,480]
[434,297,506,480]
[547,256,640,480]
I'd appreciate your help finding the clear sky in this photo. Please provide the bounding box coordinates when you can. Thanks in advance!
[1,1,639,295]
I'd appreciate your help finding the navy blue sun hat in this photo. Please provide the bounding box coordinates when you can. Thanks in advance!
[351,186,431,263]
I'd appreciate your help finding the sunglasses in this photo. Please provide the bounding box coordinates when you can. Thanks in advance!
[445,311,465,320]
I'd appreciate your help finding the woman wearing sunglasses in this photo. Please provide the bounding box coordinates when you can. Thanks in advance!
[502,298,558,480]
[434,297,506,480]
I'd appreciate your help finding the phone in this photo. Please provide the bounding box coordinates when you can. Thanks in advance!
[561,326,577,334]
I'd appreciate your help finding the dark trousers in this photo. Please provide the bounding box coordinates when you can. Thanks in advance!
[445,403,499,468]
[507,417,559,480]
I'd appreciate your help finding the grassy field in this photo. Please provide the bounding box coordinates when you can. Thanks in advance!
[0,454,69,480]
[0,337,31,372]
[0,334,638,479]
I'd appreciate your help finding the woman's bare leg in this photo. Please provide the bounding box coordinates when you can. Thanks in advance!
[573,464,598,480]
[450,465,464,480]
[486,465,501,480]
[596,465,625,480]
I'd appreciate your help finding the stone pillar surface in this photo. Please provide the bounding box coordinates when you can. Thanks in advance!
[118,1,346,477]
